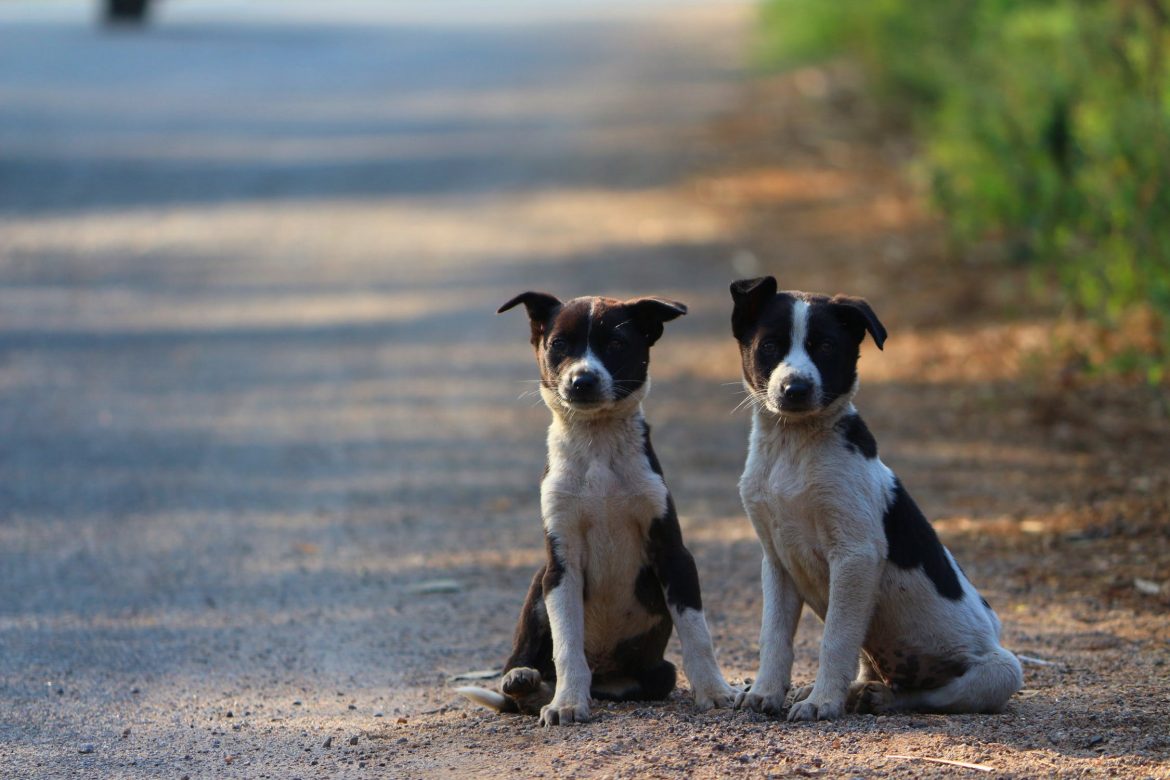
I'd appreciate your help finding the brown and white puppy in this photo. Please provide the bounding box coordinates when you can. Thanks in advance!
[729,276,1023,721]
[458,292,736,726]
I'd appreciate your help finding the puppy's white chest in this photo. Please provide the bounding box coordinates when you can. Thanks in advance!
[545,452,665,525]
[748,483,830,606]
[741,433,825,532]
[741,421,889,616]
[764,448,816,502]
[544,419,666,512]
[541,419,670,573]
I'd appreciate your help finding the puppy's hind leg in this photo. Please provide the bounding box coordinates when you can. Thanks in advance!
[845,655,895,714]
[634,659,678,701]
[461,566,556,716]
[892,647,1023,714]
[592,658,678,702]
[590,661,677,704]
[592,614,678,703]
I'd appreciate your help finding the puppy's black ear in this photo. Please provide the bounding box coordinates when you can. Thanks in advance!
[730,276,777,342]
[626,297,687,346]
[830,295,887,350]
[498,291,562,346]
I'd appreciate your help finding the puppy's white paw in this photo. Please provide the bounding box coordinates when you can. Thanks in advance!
[693,681,738,711]
[734,687,788,716]
[787,693,844,722]
[539,699,590,726]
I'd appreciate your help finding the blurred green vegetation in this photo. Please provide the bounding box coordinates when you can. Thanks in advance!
[759,0,1169,382]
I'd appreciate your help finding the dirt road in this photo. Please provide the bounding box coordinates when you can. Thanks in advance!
[1,1,751,776]
[3,1,1168,778]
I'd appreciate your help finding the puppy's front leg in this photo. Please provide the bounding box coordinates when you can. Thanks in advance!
[788,551,881,722]
[541,531,592,726]
[648,503,736,711]
[735,553,802,715]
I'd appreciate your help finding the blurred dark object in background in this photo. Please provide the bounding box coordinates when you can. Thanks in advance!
[105,0,150,24]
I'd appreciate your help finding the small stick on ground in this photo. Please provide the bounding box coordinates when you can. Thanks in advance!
[887,755,995,772]
[1017,654,1062,667]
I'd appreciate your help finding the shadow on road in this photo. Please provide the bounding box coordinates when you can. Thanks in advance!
[1,13,732,215]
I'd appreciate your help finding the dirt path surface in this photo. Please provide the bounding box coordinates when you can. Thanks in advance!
[2,2,1168,779]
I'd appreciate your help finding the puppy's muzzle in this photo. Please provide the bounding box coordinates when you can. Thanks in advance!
[781,378,809,409]
[565,370,603,405]
[777,377,815,412]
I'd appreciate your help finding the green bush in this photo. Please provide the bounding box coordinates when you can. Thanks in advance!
[759,0,1170,381]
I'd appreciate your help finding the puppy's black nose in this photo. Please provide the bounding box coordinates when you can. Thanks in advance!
[781,379,812,404]
[571,372,600,395]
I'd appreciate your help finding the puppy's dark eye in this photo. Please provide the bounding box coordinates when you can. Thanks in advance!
[549,337,568,352]
[606,337,627,353]
[760,340,779,356]
[813,340,834,355]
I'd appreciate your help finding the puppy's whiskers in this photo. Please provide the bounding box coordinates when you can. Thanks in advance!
[731,389,767,416]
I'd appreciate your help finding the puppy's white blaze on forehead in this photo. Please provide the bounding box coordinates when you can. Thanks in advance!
[580,346,608,380]
[560,346,614,398]
[767,299,820,396]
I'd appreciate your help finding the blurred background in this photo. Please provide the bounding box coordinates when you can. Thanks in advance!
[1,1,1167,777]
[759,0,1170,382]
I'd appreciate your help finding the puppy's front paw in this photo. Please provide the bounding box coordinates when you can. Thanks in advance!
[734,687,788,716]
[539,698,590,726]
[693,681,737,711]
[787,693,844,722]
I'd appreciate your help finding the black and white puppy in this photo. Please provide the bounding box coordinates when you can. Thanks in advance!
[459,292,736,726]
[728,276,1023,721]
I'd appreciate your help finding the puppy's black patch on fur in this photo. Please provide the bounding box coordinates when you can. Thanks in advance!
[981,596,991,610]
[613,623,673,682]
[541,298,593,376]
[641,420,664,477]
[874,650,970,691]
[836,413,877,459]
[634,659,677,700]
[828,294,887,350]
[542,533,565,592]
[621,297,687,347]
[590,574,674,702]
[730,276,779,342]
[503,567,556,681]
[646,497,703,613]
[634,565,669,616]
[735,294,795,396]
[497,291,562,347]
[805,302,864,405]
[898,657,970,690]
[882,480,963,600]
[940,657,970,679]
[588,300,653,400]
[892,653,920,688]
